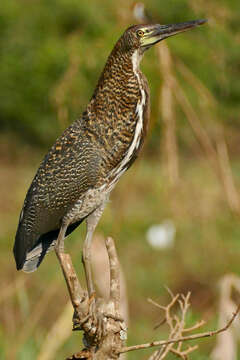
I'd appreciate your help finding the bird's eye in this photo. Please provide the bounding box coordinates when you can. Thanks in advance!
[137,30,144,37]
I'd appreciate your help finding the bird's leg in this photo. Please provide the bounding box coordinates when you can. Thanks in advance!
[54,219,72,280]
[83,204,106,298]
[55,220,69,255]
[54,221,90,332]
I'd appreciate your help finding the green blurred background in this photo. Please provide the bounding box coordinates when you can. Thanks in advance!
[1,0,240,359]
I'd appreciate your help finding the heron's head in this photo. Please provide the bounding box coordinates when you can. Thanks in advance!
[120,19,207,54]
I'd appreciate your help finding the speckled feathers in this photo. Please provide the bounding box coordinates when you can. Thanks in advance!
[14,25,150,271]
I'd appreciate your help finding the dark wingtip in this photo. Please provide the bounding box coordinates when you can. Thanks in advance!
[13,243,25,271]
[15,260,23,271]
[13,227,27,271]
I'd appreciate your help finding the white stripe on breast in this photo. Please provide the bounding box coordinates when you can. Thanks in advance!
[107,49,146,189]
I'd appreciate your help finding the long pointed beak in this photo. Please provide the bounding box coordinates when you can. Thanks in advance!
[145,19,207,46]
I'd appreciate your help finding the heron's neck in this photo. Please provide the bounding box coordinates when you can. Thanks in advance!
[86,47,145,121]
[131,49,143,74]
[91,46,144,98]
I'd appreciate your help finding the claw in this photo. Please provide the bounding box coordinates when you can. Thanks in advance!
[72,313,91,331]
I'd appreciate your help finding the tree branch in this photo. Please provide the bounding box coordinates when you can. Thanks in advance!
[55,236,240,359]
[119,303,240,354]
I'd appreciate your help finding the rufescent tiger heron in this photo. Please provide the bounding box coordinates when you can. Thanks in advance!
[14,19,207,296]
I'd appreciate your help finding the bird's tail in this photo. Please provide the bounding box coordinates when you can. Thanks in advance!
[22,239,56,273]
[14,219,84,273]
[14,226,59,273]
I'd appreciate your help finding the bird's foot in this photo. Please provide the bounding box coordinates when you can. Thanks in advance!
[94,312,125,342]
[72,312,91,331]
[72,293,125,344]
[102,313,124,322]
[72,292,97,331]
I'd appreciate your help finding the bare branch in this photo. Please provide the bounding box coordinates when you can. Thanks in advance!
[119,303,240,354]
[183,320,206,333]
[106,237,121,315]
[148,294,179,311]
[56,252,90,334]
[164,286,175,299]
[57,238,127,359]
[170,345,198,358]
[51,236,240,360]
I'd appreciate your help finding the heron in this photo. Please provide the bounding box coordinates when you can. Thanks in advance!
[14,19,206,296]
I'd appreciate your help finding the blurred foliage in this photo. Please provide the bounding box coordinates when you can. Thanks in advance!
[2,152,240,359]
[0,0,240,148]
[1,0,240,359]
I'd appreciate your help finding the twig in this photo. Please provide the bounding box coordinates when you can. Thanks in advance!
[106,237,121,315]
[183,320,206,333]
[56,253,89,321]
[148,294,179,311]
[56,251,96,341]
[170,345,198,358]
[119,303,240,354]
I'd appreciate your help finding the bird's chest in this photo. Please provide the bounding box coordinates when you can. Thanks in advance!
[63,187,108,224]
[105,76,148,189]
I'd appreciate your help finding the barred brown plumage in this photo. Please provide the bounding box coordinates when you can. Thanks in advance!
[13,20,206,295]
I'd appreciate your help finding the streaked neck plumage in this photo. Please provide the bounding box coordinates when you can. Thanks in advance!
[82,37,150,182]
